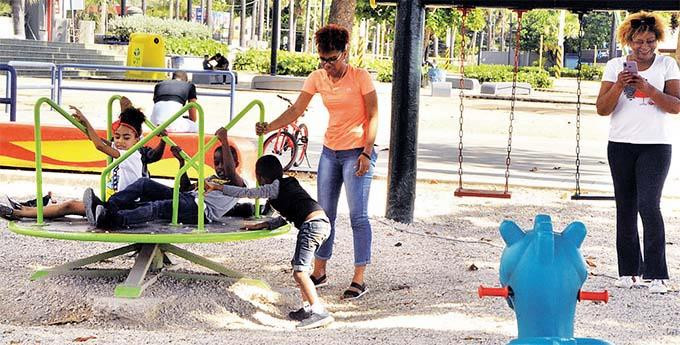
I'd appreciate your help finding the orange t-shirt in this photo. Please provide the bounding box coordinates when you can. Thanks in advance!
[301,65,376,150]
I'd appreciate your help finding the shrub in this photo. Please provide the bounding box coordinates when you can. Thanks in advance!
[233,49,319,77]
[165,37,228,57]
[108,16,211,41]
[464,64,553,89]
[549,65,602,80]
[367,59,393,83]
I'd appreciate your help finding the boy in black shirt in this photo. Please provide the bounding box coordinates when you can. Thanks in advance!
[205,155,333,330]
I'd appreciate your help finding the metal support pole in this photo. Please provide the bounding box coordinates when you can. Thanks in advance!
[320,0,325,27]
[120,0,126,16]
[385,0,425,224]
[187,0,193,21]
[270,0,280,75]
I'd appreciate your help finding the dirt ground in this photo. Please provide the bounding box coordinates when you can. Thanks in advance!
[1,170,680,345]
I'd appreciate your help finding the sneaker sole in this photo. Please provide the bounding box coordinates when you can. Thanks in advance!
[83,189,95,225]
[296,315,334,330]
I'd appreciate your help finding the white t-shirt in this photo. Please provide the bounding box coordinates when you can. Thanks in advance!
[602,55,680,144]
[106,147,144,198]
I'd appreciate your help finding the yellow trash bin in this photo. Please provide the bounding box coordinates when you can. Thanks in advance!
[126,33,166,80]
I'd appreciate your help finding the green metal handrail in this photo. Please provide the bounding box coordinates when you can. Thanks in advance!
[101,102,206,228]
[106,95,199,172]
[173,99,265,226]
[33,97,94,224]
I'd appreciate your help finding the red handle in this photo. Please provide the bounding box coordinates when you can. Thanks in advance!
[478,285,509,298]
[578,290,609,303]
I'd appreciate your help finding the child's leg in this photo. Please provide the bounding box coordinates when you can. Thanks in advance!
[292,220,331,310]
[109,193,198,227]
[294,271,317,305]
[14,200,85,219]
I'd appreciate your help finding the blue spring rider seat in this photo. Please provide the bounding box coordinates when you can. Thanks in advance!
[479,214,612,345]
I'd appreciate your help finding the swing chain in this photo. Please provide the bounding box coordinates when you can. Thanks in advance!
[505,10,524,193]
[457,8,469,190]
[574,12,586,196]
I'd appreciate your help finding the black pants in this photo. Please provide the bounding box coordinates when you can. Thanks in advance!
[608,141,671,279]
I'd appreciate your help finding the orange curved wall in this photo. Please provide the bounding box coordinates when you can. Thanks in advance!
[0,123,258,181]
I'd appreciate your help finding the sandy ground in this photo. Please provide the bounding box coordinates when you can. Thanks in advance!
[1,169,680,345]
[2,75,680,344]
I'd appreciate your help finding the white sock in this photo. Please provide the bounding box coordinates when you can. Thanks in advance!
[310,302,325,314]
[301,302,311,311]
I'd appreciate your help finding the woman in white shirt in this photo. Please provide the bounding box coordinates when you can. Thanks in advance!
[596,12,680,294]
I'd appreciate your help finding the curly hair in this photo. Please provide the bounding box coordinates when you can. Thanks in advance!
[119,107,146,137]
[314,24,350,53]
[617,11,666,46]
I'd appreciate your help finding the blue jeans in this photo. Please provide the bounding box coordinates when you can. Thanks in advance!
[316,146,376,266]
[106,178,198,227]
[292,218,331,272]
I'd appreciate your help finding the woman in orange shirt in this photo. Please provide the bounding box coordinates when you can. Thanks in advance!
[256,24,379,300]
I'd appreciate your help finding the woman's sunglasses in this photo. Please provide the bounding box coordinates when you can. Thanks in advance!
[319,51,344,64]
[631,17,655,28]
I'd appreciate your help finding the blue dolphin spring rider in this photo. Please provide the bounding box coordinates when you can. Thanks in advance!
[479,214,611,345]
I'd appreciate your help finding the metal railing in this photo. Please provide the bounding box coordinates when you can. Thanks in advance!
[56,64,237,120]
[32,97,207,227]
[32,96,265,229]
[0,64,17,121]
[4,61,57,117]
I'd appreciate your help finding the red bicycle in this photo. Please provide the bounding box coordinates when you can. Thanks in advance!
[263,95,310,171]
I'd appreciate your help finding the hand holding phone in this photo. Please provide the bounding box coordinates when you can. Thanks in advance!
[623,61,638,75]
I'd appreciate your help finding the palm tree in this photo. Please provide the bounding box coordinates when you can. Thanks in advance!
[328,0,355,36]
[11,0,25,38]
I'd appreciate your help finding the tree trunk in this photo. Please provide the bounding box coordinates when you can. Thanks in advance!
[328,0,355,37]
[11,0,25,38]
[205,0,212,30]
[257,0,265,41]
[303,0,311,52]
[288,0,295,51]
[487,10,494,51]
[141,0,146,14]
[239,0,246,47]
[499,10,506,52]
[250,0,256,40]
[676,31,680,63]
[228,0,235,44]
[175,0,180,20]
[169,0,174,19]
[99,0,107,34]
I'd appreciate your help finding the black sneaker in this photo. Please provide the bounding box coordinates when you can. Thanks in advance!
[288,307,312,321]
[94,205,108,228]
[83,188,103,225]
[0,204,19,221]
[296,311,334,330]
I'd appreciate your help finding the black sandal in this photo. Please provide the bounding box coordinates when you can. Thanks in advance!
[310,274,329,288]
[341,282,368,300]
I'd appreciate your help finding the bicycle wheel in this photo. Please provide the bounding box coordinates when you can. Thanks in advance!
[263,131,297,171]
[293,124,309,167]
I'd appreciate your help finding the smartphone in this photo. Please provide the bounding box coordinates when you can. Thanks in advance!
[623,61,638,75]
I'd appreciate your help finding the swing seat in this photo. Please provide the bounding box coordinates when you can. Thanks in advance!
[8,216,291,298]
[455,187,511,199]
[570,194,615,201]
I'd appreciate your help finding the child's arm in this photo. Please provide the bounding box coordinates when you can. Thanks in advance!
[215,128,245,187]
[205,179,280,199]
[170,146,194,192]
[70,105,120,159]
[145,129,168,163]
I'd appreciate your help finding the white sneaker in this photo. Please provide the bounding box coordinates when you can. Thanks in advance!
[649,279,668,294]
[614,276,640,289]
